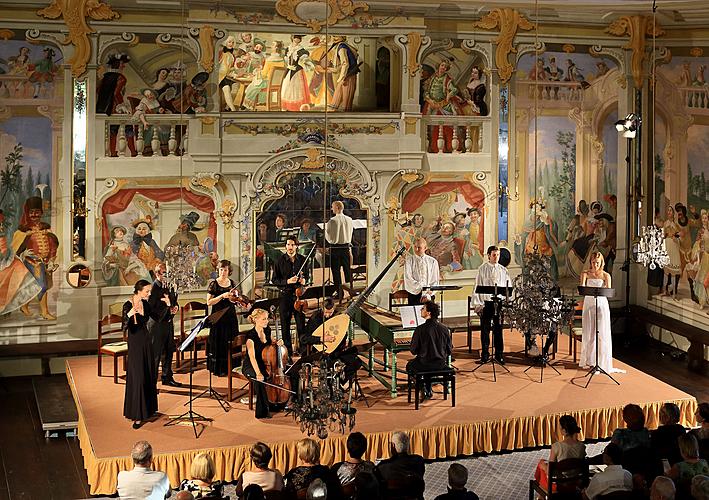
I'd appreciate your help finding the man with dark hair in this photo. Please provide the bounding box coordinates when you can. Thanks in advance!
[272,235,307,356]
[471,245,511,364]
[147,262,181,387]
[582,443,632,500]
[406,300,452,400]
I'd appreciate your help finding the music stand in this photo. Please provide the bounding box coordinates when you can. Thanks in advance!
[577,285,620,387]
[163,307,226,437]
[186,307,231,412]
[471,284,513,382]
[423,285,462,321]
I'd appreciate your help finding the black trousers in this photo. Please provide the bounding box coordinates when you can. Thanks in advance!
[242,363,270,418]
[330,246,352,294]
[279,293,304,355]
[407,292,422,305]
[406,357,448,392]
[480,301,504,359]
[148,318,175,381]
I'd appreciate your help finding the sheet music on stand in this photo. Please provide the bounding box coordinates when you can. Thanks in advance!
[400,305,424,329]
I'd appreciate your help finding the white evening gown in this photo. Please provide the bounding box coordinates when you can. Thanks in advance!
[580,278,625,373]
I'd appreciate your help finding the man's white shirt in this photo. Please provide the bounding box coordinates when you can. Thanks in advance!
[325,213,353,244]
[471,261,511,306]
[404,253,440,295]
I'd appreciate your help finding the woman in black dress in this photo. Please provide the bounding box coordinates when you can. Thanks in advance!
[243,308,273,419]
[206,259,237,376]
[123,279,159,429]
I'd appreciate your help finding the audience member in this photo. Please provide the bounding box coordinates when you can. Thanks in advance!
[691,403,709,460]
[116,440,170,500]
[582,443,632,500]
[237,442,284,494]
[331,432,377,485]
[377,431,425,482]
[178,452,224,498]
[650,475,676,500]
[534,415,586,492]
[652,402,686,468]
[667,433,709,499]
[353,471,382,500]
[692,475,709,500]
[306,478,327,500]
[284,438,342,499]
[243,483,266,500]
[433,463,479,500]
[175,491,195,500]
[612,403,651,452]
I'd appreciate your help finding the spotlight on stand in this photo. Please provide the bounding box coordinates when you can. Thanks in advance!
[615,113,641,139]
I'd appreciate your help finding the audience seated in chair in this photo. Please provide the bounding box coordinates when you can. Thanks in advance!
[331,432,377,487]
[176,491,196,500]
[243,484,266,500]
[582,443,632,500]
[236,441,284,495]
[376,430,425,499]
[690,403,709,461]
[433,463,479,500]
[666,433,709,499]
[116,440,170,500]
[306,478,327,500]
[691,474,709,500]
[650,475,675,500]
[283,438,342,499]
[534,415,586,493]
[353,470,383,500]
[179,452,224,498]
[651,402,686,470]
[612,404,652,453]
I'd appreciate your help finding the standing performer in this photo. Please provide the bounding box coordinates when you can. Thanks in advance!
[580,251,623,373]
[122,280,158,429]
[472,246,511,365]
[242,308,274,419]
[403,237,440,305]
[325,201,354,301]
[406,301,452,400]
[147,263,181,387]
[272,236,307,356]
[206,260,238,376]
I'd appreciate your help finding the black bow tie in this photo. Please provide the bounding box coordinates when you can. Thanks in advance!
[133,234,154,245]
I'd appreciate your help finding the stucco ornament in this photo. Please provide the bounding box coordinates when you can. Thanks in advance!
[37,0,120,78]
[473,8,534,84]
[605,15,664,89]
[275,0,369,33]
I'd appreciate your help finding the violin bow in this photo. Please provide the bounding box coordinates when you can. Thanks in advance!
[295,243,317,278]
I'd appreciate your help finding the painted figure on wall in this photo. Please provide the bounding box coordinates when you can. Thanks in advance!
[0,209,41,315]
[244,41,285,110]
[102,225,151,286]
[166,211,200,248]
[281,35,312,111]
[172,72,209,114]
[219,36,243,112]
[11,196,58,320]
[328,35,360,112]
[422,60,463,152]
[131,216,164,272]
[28,47,59,99]
[464,66,488,116]
[308,36,335,108]
[96,53,131,115]
[515,200,560,280]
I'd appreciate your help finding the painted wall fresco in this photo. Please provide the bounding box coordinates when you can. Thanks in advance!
[0,40,63,322]
[100,190,218,287]
[217,33,382,112]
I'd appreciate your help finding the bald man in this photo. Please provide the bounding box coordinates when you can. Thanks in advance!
[404,238,440,305]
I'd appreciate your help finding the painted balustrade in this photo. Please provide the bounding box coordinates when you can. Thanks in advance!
[101,115,188,158]
[678,85,709,111]
[422,115,489,154]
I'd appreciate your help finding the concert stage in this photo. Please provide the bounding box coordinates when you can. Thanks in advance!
[68,333,698,495]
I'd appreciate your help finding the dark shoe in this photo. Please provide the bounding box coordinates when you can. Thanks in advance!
[496,357,506,365]
[476,356,490,365]
[163,379,182,387]
[257,414,272,419]
[132,421,143,429]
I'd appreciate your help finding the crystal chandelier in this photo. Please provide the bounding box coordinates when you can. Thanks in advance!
[163,242,202,292]
[290,358,355,439]
[634,225,670,270]
[503,253,575,338]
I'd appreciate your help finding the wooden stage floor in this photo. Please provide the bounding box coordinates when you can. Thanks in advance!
[68,333,698,494]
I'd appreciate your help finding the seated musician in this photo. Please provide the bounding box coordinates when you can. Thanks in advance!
[404,238,440,305]
[302,297,362,383]
[405,301,452,400]
[243,308,277,419]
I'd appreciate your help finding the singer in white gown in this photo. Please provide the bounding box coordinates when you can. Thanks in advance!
[580,252,625,373]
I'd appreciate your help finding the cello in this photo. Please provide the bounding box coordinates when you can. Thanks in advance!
[260,306,292,406]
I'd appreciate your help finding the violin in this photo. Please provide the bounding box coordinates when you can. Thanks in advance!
[228,288,252,310]
[294,272,308,312]
[261,308,292,406]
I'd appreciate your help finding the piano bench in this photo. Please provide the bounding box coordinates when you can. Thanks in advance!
[407,369,456,410]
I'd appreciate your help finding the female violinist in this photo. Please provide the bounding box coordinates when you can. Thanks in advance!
[243,308,284,419]
[206,259,238,376]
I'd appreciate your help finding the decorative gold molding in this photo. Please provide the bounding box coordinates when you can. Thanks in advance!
[406,32,423,76]
[473,8,534,84]
[302,147,325,169]
[605,15,664,89]
[0,29,15,40]
[37,0,120,78]
[689,47,704,58]
[197,25,216,73]
[275,0,369,33]
[562,44,575,53]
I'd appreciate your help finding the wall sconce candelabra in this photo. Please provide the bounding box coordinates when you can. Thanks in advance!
[634,225,670,270]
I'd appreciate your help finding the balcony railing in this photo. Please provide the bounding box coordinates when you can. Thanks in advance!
[679,85,709,111]
[101,115,188,157]
[422,116,489,154]
[0,74,61,100]
[518,80,585,103]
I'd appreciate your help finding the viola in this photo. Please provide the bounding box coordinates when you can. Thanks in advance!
[260,312,291,406]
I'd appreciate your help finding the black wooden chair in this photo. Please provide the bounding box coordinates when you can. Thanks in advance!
[407,368,456,410]
[528,457,589,500]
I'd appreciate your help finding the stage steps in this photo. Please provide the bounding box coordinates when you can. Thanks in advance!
[32,376,78,437]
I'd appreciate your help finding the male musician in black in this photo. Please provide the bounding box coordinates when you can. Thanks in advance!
[147,262,182,387]
[272,235,307,356]
[406,301,452,400]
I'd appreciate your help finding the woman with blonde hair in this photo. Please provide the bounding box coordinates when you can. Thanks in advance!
[179,452,224,497]
[579,251,623,373]
[667,433,709,499]
[284,438,342,497]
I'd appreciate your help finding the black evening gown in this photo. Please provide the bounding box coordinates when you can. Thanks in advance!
[242,327,272,418]
[122,300,158,421]
[207,279,237,376]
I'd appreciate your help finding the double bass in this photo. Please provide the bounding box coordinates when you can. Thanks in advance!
[260,307,292,406]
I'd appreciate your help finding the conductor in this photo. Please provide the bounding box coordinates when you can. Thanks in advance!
[471,246,511,365]
[325,200,354,301]
[406,301,452,400]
